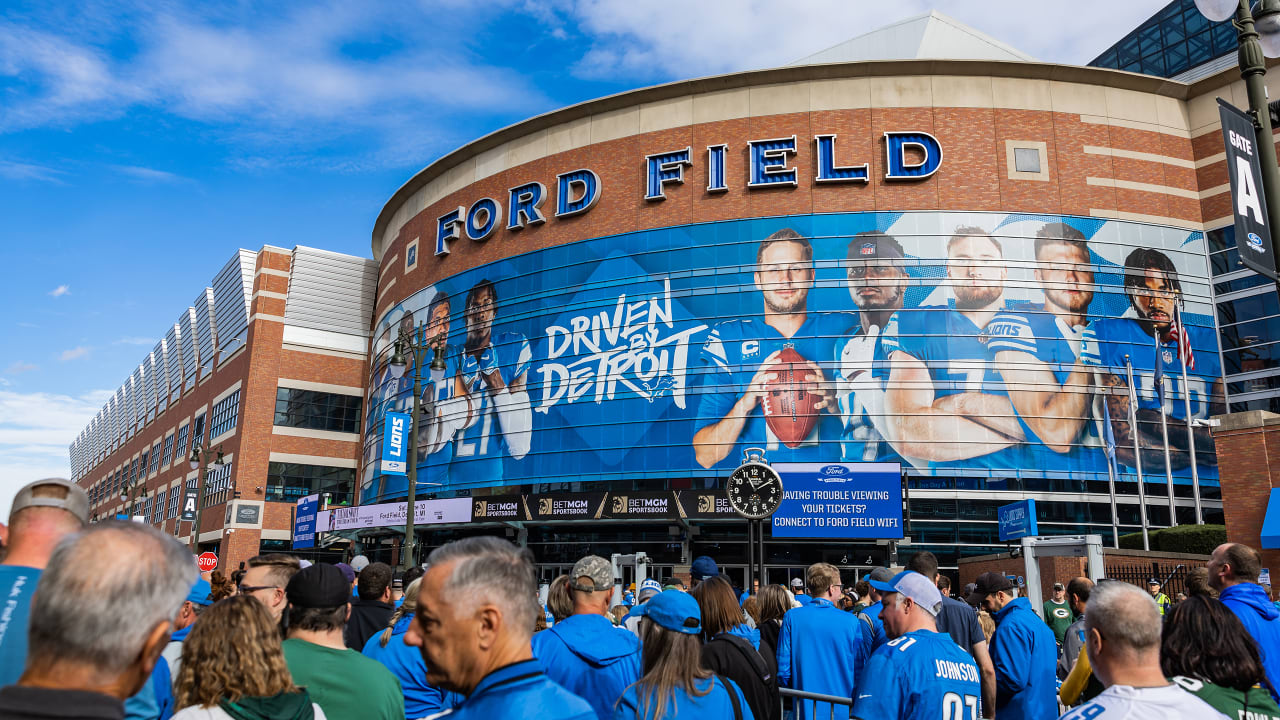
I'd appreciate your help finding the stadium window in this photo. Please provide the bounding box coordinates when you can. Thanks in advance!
[209,391,239,440]
[161,434,174,467]
[265,462,355,505]
[174,424,190,460]
[192,414,206,449]
[274,388,362,434]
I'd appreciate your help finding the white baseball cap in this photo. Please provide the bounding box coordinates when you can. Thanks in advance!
[870,570,943,616]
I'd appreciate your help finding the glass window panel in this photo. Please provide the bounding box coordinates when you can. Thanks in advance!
[266,462,356,506]
[273,388,362,434]
[1163,16,1186,45]
[1212,22,1238,56]
[1187,30,1213,65]
[1217,292,1280,326]
[1142,53,1167,76]
[1183,7,1209,35]
[1215,272,1272,295]
[1224,341,1280,374]
[1165,39,1189,74]
[1140,23,1162,57]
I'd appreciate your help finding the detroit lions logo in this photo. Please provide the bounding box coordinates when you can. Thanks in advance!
[643,374,678,402]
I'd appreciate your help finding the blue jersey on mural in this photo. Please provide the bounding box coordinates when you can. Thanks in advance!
[694,313,855,467]
[852,630,982,720]
[417,345,461,489]
[453,331,533,486]
[881,305,1025,472]
[983,306,1105,478]
[834,321,903,465]
[1081,317,1221,479]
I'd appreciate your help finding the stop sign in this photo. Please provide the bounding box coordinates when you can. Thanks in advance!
[196,552,218,573]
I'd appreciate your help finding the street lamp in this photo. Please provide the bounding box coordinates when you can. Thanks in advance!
[386,324,447,572]
[187,443,224,553]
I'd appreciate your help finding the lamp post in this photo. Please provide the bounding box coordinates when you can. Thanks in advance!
[187,443,224,553]
[386,324,447,573]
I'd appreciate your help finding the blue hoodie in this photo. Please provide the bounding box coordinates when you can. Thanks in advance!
[724,623,761,650]
[615,675,754,720]
[777,597,869,720]
[990,597,1058,720]
[532,613,642,720]
[452,658,594,720]
[362,615,462,719]
[1221,582,1280,702]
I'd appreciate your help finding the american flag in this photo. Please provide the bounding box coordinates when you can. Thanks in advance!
[1164,303,1195,371]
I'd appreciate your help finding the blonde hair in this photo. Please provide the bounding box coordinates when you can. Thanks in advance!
[175,596,297,709]
[381,578,422,647]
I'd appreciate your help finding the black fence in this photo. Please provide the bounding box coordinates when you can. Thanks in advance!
[1105,560,1194,597]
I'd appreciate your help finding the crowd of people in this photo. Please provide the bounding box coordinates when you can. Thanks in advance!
[0,477,1278,720]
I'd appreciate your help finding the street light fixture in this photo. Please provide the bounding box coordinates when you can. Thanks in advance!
[187,443,224,552]
[386,324,448,572]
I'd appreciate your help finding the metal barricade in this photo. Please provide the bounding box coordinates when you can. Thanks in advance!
[779,687,854,720]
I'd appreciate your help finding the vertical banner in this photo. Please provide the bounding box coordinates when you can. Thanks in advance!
[180,488,198,521]
[1219,99,1280,281]
[381,411,410,475]
[293,493,319,549]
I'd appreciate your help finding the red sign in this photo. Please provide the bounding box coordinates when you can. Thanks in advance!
[196,552,218,573]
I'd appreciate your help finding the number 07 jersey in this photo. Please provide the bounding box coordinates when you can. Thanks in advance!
[852,629,981,720]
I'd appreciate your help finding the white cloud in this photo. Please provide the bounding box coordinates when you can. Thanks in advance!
[58,346,89,361]
[48,284,70,297]
[0,160,66,184]
[4,362,38,374]
[112,165,188,184]
[112,336,155,346]
[0,388,112,519]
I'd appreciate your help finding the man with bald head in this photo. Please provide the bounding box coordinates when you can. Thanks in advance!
[1059,581,1226,719]
[1208,542,1280,701]
[0,478,88,686]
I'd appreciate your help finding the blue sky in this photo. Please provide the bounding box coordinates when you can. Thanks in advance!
[0,0,1165,514]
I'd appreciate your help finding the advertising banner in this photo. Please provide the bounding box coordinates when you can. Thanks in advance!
[998,498,1039,541]
[772,462,904,539]
[293,494,318,549]
[380,412,410,475]
[1219,99,1280,281]
[316,497,471,532]
[180,488,198,522]
[363,211,1223,503]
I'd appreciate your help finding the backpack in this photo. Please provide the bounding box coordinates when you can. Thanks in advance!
[709,632,780,720]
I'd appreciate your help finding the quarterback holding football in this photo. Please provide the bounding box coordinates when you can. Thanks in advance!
[692,228,854,468]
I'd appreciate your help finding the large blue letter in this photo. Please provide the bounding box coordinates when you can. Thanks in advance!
[508,182,547,230]
[814,134,868,184]
[748,136,798,187]
[435,206,465,256]
[557,169,601,217]
[884,131,942,181]
[466,198,500,242]
[645,148,692,201]
[706,144,728,193]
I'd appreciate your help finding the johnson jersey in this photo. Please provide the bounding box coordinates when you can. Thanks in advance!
[880,305,1025,471]
[453,331,532,486]
[1081,317,1221,478]
[852,630,981,720]
[834,321,903,465]
[984,307,1105,477]
[694,313,856,467]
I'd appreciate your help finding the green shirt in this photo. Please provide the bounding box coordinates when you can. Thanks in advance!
[1173,675,1280,720]
[1043,599,1073,645]
[283,638,403,720]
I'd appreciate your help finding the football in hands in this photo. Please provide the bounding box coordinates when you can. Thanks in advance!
[761,347,820,448]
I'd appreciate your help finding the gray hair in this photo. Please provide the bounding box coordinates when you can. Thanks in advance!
[1085,580,1162,654]
[28,521,196,676]
[426,536,536,638]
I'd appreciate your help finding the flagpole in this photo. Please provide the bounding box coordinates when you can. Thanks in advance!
[1156,332,1177,528]
[1102,399,1121,549]
[1125,355,1150,551]
[1178,299,1204,524]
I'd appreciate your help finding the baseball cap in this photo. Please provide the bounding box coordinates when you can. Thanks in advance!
[870,570,943,617]
[10,478,89,524]
[350,555,371,573]
[966,572,1015,605]
[638,578,662,603]
[570,555,613,592]
[1053,582,1065,591]
[633,590,702,634]
[868,567,895,584]
[790,577,805,589]
[691,556,719,581]
[846,233,905,262]
[334,562,356,585]
[186,578,214,607]
[286,563,351,609]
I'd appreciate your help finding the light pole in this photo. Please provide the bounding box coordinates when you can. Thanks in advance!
[386,324,447,572]
[187,443,224,553]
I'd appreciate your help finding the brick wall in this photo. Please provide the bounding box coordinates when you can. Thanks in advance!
[958,548,1210,604]
[1213,411,1280,576]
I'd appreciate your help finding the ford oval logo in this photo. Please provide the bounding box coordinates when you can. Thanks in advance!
[1248,232,1265,251]
[821,465,848,476]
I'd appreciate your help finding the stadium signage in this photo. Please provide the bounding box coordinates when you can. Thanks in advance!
[1219,99,1280,281]
[434,131,941,257]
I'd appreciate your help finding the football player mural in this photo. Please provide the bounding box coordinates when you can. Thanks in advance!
[362,211,1223,498]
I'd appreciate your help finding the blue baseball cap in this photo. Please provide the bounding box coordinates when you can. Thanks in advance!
[691,556,719,581]
[870,570,942,617]
[633,589,702,634]
[186,578,214,607]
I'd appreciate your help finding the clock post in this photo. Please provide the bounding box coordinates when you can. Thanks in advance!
[727,447,784,594]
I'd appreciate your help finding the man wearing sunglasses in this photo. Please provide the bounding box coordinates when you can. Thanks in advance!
[240,552,301,624]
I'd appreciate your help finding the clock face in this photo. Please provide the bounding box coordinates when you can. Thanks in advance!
[727,462,783,520]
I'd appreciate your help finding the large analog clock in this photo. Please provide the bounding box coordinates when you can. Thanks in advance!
[727,458,784,520]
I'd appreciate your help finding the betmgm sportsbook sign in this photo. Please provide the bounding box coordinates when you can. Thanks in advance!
[433,131,942,257]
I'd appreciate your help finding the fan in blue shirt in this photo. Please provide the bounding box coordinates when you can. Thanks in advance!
[451,280,533,487]
[692,230,853,469]
[882,229,1027,471]
[777,566,871,720]
[854,571,981,720]
[834,232,907,465]
[1080,247,1224,479]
